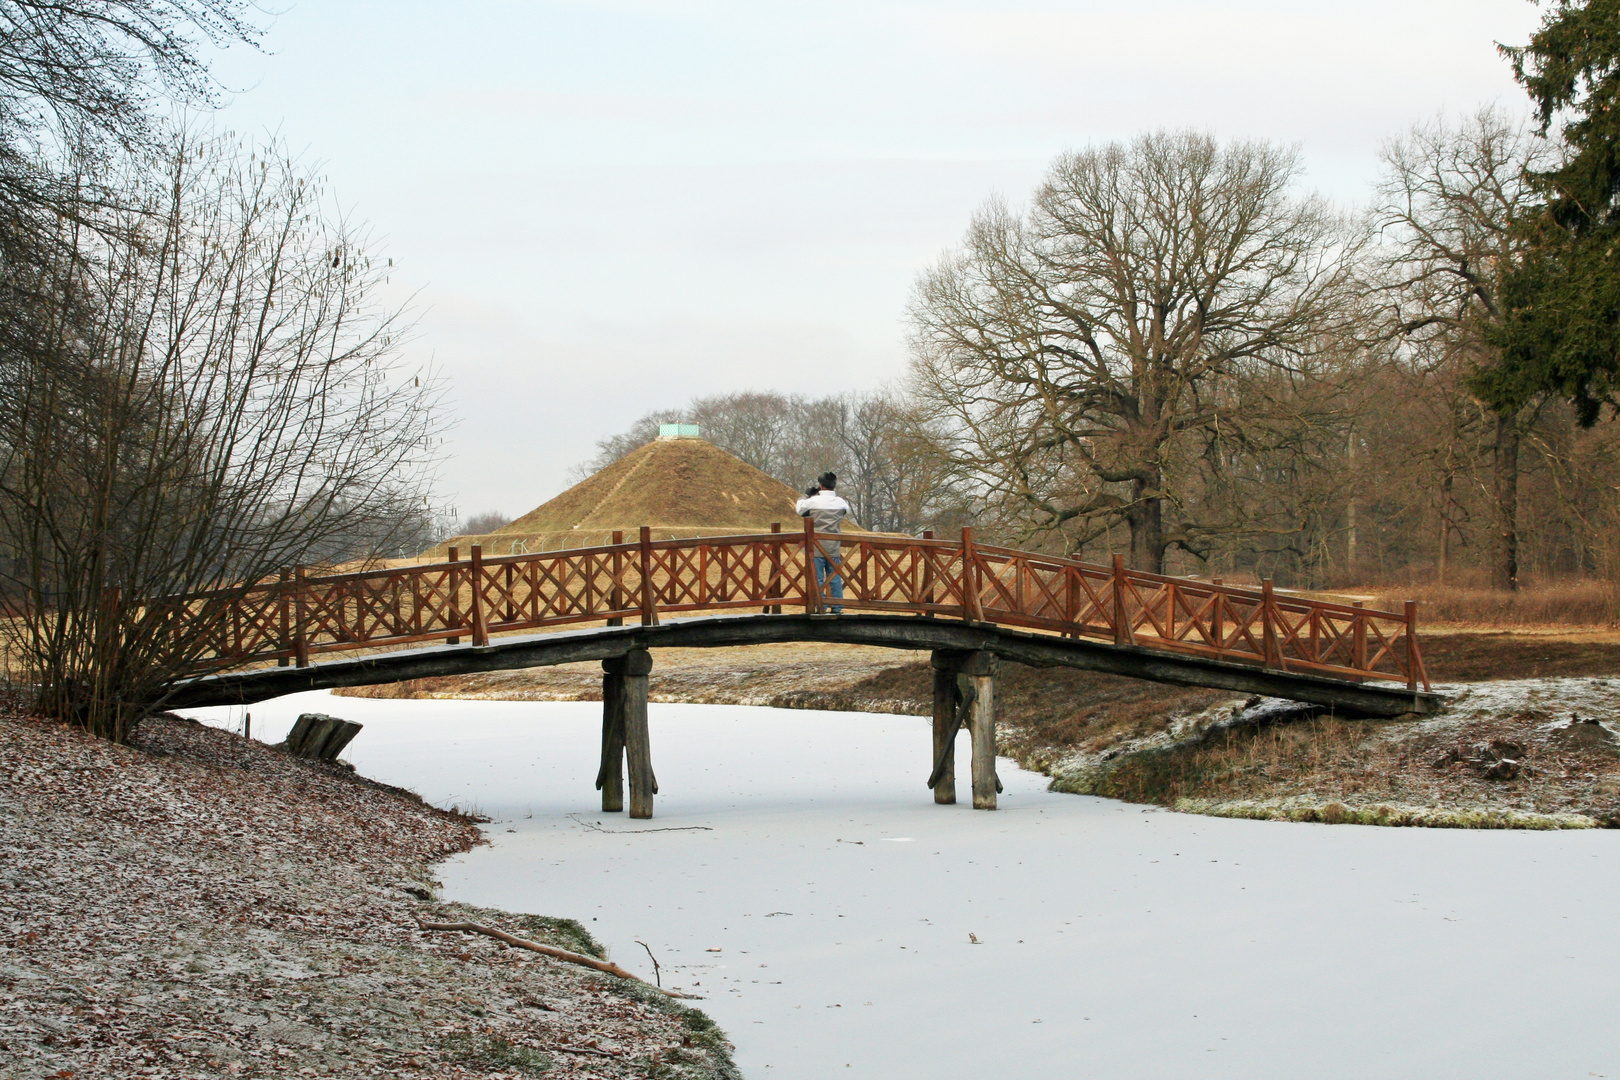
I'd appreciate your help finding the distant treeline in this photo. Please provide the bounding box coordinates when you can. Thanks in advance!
[589,106,1620,597]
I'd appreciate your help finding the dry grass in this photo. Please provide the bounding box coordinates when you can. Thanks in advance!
[1075,713,1396,806]
[1418,632,1620,681]
[1366,580,1619,628]
[1063,704,1620,827]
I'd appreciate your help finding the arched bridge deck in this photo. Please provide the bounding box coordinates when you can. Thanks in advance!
[162,526,1439,816]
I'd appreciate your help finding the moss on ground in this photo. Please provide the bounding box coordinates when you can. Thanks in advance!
[1175,797,1600,830]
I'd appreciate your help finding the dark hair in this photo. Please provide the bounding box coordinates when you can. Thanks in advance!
[817,471,837,490]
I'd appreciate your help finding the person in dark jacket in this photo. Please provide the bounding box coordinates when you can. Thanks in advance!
[795,471,851,614]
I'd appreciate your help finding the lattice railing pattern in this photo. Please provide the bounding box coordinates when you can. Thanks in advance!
[159,524,1429,690]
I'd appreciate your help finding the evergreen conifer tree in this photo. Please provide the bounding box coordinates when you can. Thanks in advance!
[1485,0,1620,423]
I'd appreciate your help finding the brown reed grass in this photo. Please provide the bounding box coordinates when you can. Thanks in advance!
[1368,580,1618,628]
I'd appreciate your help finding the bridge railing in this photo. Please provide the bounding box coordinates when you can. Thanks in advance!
[153,524,1429,691]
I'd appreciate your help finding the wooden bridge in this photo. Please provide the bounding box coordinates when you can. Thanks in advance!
[165,524,1439,818]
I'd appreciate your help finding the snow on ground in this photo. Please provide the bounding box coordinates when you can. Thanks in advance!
[189,691,1620,1080]
[1434,676,1620,724]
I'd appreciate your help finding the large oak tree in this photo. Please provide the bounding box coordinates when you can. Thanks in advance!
[907,131,1360,573]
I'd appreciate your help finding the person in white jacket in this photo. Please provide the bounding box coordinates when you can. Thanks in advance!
[795,471,851,614]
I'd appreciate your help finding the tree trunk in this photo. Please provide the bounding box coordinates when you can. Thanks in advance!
[1345,428,1358,579]
[1437,472,1453,586]
[1492,413,1520,592]
[1126,479,1165,574]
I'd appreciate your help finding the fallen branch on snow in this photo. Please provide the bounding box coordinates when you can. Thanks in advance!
[416,920,700,998]
[569,814,713,834]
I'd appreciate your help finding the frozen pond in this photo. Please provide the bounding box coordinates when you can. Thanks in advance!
[185,692,1620,1079]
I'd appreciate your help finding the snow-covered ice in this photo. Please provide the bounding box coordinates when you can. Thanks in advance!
[187,692,1620,1079]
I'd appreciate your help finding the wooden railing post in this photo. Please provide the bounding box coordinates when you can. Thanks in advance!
[1111,554,1131,646]
[469,545,489,646]
[278,568,292,667]
[802,518,820,614]
[1064,565,1080,637]
[1352,600,1367,673]
[446,546,461,645]
[1261,579,1282,668]
[764,522,782,614]
[293,565,310,668]
[1211,577,1224,652]
[1405,600,1420,691]
[638,526,658,626]
[961,527,983,622]
[607,530,625,626]
[920,530,935,614]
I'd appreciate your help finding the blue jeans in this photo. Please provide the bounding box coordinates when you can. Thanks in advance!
[814,554,843,613]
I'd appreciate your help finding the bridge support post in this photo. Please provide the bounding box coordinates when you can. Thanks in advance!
[929,650,1000,809]
[597,660,626,812]
[966,653,1000,810]
[929,661,958,804]
[604,648,657,818]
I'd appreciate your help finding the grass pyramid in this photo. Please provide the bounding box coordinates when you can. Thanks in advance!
[430,435,861,557]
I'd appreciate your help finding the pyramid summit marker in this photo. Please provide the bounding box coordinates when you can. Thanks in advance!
[428,434,865,557]
[657,423,702,440]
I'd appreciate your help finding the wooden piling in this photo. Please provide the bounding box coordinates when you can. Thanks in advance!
[929,663,958,804]
[615,649,656,818]
[928,649,998,809]
[597,659,627,812]
[965,654,999,810]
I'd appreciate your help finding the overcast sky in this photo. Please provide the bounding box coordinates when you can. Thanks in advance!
[207,1,1545,519]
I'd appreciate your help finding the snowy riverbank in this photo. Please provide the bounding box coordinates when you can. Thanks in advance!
[2,707,738,1079]
[200,692,1620,1079]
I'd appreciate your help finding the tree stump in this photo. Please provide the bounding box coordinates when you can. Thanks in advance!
[281,713,362,761]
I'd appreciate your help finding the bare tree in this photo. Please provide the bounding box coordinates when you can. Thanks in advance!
[0,133,442,742]
[1371,107,1556,590]
[0,0,260,230]
[908,131,1361,573]
[461,510,513,535]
